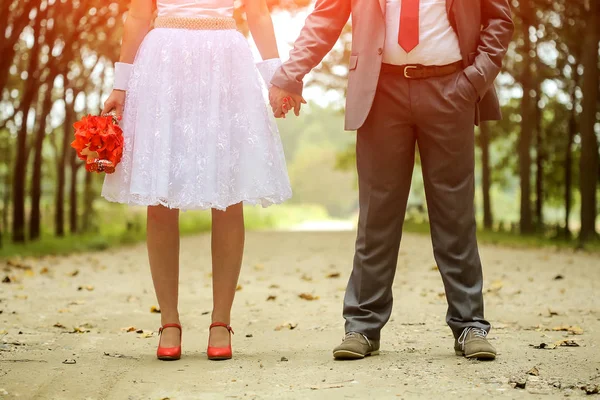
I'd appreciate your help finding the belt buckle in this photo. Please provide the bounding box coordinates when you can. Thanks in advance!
[404,65,418,79]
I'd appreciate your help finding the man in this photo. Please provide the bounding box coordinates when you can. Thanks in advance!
[270,0,513,360]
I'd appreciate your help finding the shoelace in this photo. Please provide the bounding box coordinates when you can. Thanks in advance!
[457,327,487,350]
[344,332,372,347]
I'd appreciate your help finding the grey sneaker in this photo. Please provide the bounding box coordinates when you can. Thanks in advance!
[454,327,496,360]
[333,332,380,360]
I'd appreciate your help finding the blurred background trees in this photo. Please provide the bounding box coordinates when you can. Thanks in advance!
[0,0,598,254]
[310,0,599,245]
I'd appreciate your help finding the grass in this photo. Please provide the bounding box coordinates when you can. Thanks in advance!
[0,203,329,260]
[402,219,600,253]
[2,205,598,259]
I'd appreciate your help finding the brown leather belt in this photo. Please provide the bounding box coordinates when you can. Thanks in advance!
[381,61,463,79]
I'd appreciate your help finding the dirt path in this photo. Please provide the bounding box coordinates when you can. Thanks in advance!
[1,231,599,399]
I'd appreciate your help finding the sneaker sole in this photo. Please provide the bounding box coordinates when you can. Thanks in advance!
[333,349,380,360]
[455,350,496,360]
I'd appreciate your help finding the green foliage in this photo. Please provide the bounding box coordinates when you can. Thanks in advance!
[277,104,357,218]
[0,203,330,259]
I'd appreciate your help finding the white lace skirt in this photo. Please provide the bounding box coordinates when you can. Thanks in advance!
[102,28,292,211]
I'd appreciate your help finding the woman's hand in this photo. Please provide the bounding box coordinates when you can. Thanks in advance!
[102,90,126,117]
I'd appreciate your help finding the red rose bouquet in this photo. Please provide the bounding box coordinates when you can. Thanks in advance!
[71,114,124,174]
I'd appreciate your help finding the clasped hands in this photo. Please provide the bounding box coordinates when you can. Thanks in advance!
[268,85,306,119]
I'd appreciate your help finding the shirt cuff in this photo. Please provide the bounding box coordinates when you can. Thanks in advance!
[256,59,282,87]
[114,62,134,91]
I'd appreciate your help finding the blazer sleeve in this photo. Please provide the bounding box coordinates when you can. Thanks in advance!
[270,0,352,94]
[463,0,514,98]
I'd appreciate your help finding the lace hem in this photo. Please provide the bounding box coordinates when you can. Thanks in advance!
[101,191,291,211]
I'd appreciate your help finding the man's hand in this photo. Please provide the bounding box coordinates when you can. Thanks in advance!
[269,85,306,118]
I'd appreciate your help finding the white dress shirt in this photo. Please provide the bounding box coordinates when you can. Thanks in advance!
[383,0,462,66]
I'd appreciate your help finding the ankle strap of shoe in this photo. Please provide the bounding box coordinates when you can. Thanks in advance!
[159,323,182,336]
[210,322,234,334]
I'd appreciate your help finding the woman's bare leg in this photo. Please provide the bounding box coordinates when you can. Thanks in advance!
[147,205,181,347]
[209,203,245,347]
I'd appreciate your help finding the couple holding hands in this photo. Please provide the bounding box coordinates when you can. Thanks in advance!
[101,0,513,361]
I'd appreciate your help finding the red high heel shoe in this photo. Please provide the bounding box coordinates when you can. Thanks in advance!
[207,322,234,360]
[156,323,182,361]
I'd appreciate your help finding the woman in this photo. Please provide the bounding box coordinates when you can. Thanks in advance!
[101,0,292,361]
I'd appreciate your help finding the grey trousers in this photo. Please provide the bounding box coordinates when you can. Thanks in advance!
[343,66,491,340]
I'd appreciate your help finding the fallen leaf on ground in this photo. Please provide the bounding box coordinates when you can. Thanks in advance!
[62,359,76,364]
[485,280,504,293]
[139,332,154,338]
[236,285,243,291]
[40,267,49,274]
[53,323,66,329]
[527,366,540,376]
[123,326,137,333]
[2,276,11,284]
[555,339,579,347]
[71,326,90,334]
[553,274,564,280]
[103,352,138,360]
[267,295,277,301]
[509,376,527,389]
[275,322,298,331]
[310,384,345,390]
[326,272,340,278]
[150,306,161,314]
[531,342,557,350]
[136,329,144,334]
[280,356,289,361]
[583,384,599,395]
[299,293,319,301]
[7,260,31,270]
[68,270,79,277]
[552,325,583,335]
[77,285,94,291]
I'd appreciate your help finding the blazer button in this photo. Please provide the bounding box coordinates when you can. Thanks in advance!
[377,48,383,55]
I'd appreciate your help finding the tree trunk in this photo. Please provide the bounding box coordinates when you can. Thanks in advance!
[82,171,94,233]
[518,2,535,234]
[0,1,38,97]
[29,81,55,240]
[534,86,544,231]
[69,148,80,234]
[55,90,73,237]
[11,11,43,243]
[579,0,600,243]
[480,122,493,230]
[564,103,576,239]
[2,142,10,243]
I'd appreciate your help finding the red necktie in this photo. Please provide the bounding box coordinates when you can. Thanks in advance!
[398,0,420,53]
